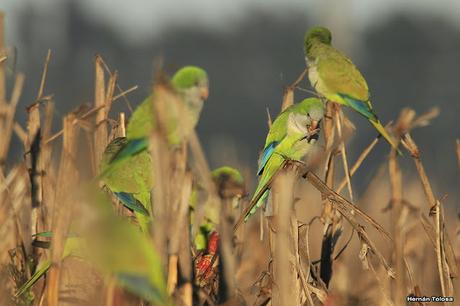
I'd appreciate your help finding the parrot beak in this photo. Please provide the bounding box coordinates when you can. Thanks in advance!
[200,86,209,100]
[309,120,319,133]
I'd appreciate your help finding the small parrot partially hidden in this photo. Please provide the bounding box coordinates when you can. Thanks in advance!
[304,26,399,151]
[211,166,246,201]
[16,195,169,305]
[100,66,209,230]
[193,167,245,302]
[192,166,245,251]
[234,98,324,231]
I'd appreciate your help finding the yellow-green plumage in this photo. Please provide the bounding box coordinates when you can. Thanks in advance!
[304,26,399,151]
[126,66,209,145]
[99,66,209,230]
[16,193,169,305]
[192,166,245,250]
[234,98,324,231]
[99,137,152,231]
[101,66,209,172]
[87,210,169,304]
[100,138,153,194]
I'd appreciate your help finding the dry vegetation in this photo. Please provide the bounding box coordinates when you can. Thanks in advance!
[0,11,459,306]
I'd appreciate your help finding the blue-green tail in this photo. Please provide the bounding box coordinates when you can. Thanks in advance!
[244,189,270,222]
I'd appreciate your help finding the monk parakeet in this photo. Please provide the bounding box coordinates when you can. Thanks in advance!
[234,98,324,230]
[192,166,245,251]
[304,26,399,151]
[87,211,169,305]
[99,66,209,229]
[100,137,151,216]
[16,196,169,305]
[211,166,246,201]
[192,167,245,301]
[107,65,209,165]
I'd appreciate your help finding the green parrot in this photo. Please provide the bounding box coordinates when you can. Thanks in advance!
[105,65,209,166]
[99,66,209,230]
[192,167,245,301]
[234,98,324,231]
[99,137,152,231]
[87,211,169,304]
[304,26,399,151]
[211,166,246,201]
[16,196,169,305]
[192,166,246,251]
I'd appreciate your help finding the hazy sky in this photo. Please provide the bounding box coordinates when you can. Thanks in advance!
[2,0,460,43]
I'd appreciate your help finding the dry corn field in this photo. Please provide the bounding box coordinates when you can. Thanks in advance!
[0,11,459,306]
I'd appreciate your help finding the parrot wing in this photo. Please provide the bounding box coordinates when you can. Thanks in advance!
[113,192,150,216]
[317,46,369,102]
[257,141,279,175]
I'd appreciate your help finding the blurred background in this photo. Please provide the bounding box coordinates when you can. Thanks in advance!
[1,0,459,208]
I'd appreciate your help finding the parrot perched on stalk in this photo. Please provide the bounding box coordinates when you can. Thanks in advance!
[192,167,245,302]
[105,65,209,166]
[234,98,324,231]
[304,26,399,152]
[192,166,246,251]
[99,66,209,230]
[15,195,169,305]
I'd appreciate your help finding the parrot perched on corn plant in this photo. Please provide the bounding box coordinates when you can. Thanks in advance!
[192,167,245,302]
[105,65,209,166]
[192,166,246,251]
[304,26,399,151]
[211,166,246,201]
[234,98,324,231]
[15,193,170,305]
[99,66,209,230]
[99,137,152,231]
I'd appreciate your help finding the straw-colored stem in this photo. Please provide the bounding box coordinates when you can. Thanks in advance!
[336,135,380,194]
[388,148,406,305]
[270,163,300,306]
[335,110,353,201]
[93,55,108,172]
[36,49,52,100]
[47,113,79,306]
[402,133,454,300]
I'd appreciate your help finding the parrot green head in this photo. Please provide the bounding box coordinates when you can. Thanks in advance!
[211,166,246,199]
[171,66,209,129]
[304,26,332,59]
[287,98,324,139]
[171,66,209,93]
[303,98,324,125]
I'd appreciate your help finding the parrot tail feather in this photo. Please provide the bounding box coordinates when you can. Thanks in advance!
[114,192,150,216]
[370,120,402,155]
[234,160,287,232]
[339,94,377,121]
[233,189,269,233]
[244,190,269,222]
